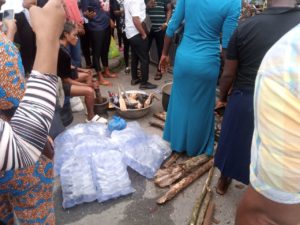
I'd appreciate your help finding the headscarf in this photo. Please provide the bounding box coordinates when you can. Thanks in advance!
[0,32,26,120]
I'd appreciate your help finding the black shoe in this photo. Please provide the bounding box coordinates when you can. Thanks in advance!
[131,78,141,85]
[139,82,157,90]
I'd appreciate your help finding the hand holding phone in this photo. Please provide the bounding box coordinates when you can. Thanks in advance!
[87,6,95,13]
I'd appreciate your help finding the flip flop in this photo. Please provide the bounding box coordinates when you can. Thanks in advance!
[86,115,108,124]
[99,79,112,86]
[102,73,117,78]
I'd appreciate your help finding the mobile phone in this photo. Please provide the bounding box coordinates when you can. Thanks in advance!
[2,9,14,32]
[87,6,95,12]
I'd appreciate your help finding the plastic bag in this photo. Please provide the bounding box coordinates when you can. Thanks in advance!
[111,122,172,178]
[108,38,120,59]
[108,116,127,132]
[70,97,84,112]
[54,123,108,175]
[92,150,135,202]
[60,155,97,209]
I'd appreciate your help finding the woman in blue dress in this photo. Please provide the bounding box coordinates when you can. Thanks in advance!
[159,0,241,156]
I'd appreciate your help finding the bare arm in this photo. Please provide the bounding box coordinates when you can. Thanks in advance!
[218,59,238,102]
[132,16,147,39]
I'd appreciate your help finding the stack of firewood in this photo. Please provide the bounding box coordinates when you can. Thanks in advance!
[155,154,214,205]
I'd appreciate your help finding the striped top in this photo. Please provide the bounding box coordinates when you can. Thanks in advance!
[0,72,57,171]
[250,24,300,204]
[146,0,170,31]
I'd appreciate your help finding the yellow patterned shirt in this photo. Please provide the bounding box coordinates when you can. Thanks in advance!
[250,24,300,204]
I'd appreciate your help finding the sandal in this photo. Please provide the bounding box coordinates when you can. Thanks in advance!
[102,72,117,78]
[86,115,108,124]
[99,79,112,86]
[154,71,162,80]
[216,175,232,195]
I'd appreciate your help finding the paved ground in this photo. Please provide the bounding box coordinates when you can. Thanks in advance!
[53,58,246,225]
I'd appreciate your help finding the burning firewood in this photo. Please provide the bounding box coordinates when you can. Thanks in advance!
[156,159,214,205]
[154,154,210,188]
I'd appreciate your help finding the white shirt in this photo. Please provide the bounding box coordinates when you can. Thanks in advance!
[124,0,146,39]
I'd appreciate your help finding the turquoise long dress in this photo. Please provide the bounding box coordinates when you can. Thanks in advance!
[163,0,241,156]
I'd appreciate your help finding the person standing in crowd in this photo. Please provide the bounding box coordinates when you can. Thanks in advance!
[0,0,65,224]
[235,23,300,225]
[111,0,130,73]
[159,0,241,156]
[146,0,172,80]
[58,22,105,123]
[214,0,300,195]
[81,0,116,86]
[15,0,38,75]
[64,0,85,67]
[124,0,157,89]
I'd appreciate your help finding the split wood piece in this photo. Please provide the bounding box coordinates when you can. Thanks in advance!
[162,152,181,169]
[155,154,210,188]
[196,189,212,225]
[188,167,215,225]
[118,85,127,111]
[149,121,165,130]
[202,201,215,225]
[156,159,214,205]
[153,112,167,122]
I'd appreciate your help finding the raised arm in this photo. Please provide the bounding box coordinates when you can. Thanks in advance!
[0,0,65,171]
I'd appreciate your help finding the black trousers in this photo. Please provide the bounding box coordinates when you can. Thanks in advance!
[90,27,111,72]
[80,24,92,67]
[129,34,149,84]
[122,32,130,67]
[148,29,165,71]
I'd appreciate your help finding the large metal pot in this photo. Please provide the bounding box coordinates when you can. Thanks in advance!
[112,90,153,119]
[161,82,172,111]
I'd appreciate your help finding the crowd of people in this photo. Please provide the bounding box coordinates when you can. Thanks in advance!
[0,0,299,224]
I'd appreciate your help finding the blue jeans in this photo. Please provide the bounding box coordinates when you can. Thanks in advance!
[68,39,82,67]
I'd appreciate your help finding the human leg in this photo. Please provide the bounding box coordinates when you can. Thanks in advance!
[76,71,93,87]
[101,27,117,78]
[123,32,130,72]
[90,30,102,73]
[70,85,95,120]
[129,34,150,85]
[69,39,82,67]
[80,26,92,68]
[154,30,165,80]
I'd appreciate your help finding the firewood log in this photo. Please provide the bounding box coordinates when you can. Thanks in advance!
[162,153,180,168]
[156,159,214,205]
[196,189,212,225]
[149,121,165,130]
[188,167,215,225]
[154,155,210,188]
[153,112,167,122]
[202,201,215,225]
